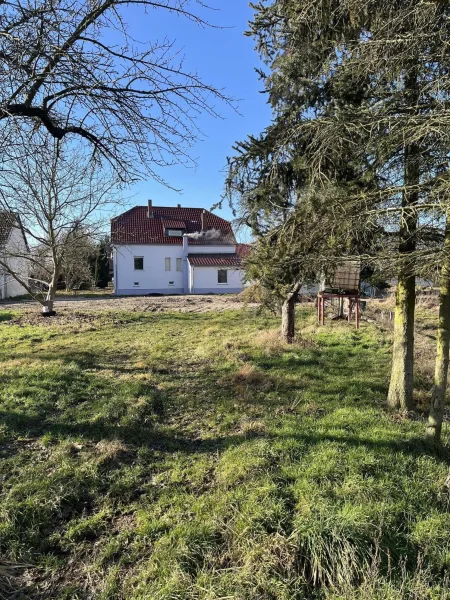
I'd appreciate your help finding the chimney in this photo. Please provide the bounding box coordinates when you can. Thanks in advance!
[177,203,181,208]
[201,209,206,231]
[147,199,153,218]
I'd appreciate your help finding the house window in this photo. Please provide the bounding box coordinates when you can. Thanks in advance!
[176,258,182,272]
[133,281,140,287]
[218,269,228,284]
[168,281,174,286]
[165,257,171,271]
[166,229,184,237]
[134,257,144,270]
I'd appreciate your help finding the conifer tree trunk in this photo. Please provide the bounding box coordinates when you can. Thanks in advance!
[388,276,415,409]
[281,283,301,344]
[388,135,419,410]
[426,210,450,442]
[281,294,296,343]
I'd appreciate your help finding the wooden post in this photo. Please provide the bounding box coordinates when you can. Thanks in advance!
[321,296,325,325]
[355,297,359,329]
[317,294,321,323]
[347,297,351,323]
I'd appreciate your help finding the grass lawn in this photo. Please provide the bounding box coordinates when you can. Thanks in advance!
[1,305,450,599]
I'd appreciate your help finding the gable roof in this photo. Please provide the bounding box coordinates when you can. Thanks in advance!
[111,206,236,245]
[0,212,19,246]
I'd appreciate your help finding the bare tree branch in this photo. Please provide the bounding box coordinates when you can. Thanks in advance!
[0,0,234,182]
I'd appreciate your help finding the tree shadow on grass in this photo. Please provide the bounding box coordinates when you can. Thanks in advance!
[0,409,196,451]
[1,315,441,463]
[1,408,449,467]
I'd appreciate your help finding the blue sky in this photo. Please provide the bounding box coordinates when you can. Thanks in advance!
[123,1,271,240]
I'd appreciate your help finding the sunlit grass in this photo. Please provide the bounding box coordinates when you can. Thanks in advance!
[0,306,449,598]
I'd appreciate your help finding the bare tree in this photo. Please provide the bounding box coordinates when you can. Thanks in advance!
[0,0,231,182]
[0,136,119,313]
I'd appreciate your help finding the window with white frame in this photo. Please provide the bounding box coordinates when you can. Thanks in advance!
[176,258,182,272]
[165,257,171,271]
[166,229,184,237]
[134,257,144,270]
[218,269,228,284]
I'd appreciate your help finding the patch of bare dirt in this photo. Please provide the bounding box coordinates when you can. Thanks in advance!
[0,294,257,326]
[0,311,100,327]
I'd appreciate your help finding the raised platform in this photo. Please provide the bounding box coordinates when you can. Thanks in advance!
[317,291,360,329]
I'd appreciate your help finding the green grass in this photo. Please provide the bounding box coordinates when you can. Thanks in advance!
[0,306,449,599]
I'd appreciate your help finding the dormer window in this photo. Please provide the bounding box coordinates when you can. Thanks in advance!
[165,229,184,237]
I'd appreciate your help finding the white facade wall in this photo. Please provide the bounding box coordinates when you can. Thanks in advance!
[114,244,184,294]
[189,266,244,294]
[0,226,29,299]
[114,241,245,295]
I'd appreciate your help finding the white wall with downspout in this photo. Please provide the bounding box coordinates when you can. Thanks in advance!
[113,235,245,295]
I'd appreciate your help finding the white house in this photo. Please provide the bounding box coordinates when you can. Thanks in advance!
[111,201,250,295]
[0,212,29,299]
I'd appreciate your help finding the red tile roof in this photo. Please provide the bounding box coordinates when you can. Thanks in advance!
[236,243,252,259]
[187,253,242,267]
[161,219,186,229]
[111,206,235,245]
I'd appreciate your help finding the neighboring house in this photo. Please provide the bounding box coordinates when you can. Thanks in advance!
[0,212,29,299]
[111,201,250,295]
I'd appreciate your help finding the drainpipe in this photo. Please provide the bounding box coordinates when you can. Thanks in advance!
[113,247,118,295]
[182,235,189,294]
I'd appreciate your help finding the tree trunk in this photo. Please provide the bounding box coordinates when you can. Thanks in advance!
[280,282,302,343]
[281,294,296,343]
[388,65,419,410]
[426,210,450,442]
[388,136,419,410]
[42,269,58,316]
[388,275,415,409]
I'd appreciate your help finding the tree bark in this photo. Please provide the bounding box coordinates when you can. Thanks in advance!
[42,267,59,315]
[426,210,450,442]
[387,66,420,410]
[281,283,301,343]
[388,275,416,409]
[281,294,296,343]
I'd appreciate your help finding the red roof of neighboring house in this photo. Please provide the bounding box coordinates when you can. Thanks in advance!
[187,253,242,267]
[236,243,252,259]
[111,205,235,245]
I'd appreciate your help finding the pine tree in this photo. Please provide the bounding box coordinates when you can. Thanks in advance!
[92,236,111,289]
[236,1,450,414]
[227,126,362,342]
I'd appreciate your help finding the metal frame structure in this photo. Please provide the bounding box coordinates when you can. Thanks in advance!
[317,291,360,329]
